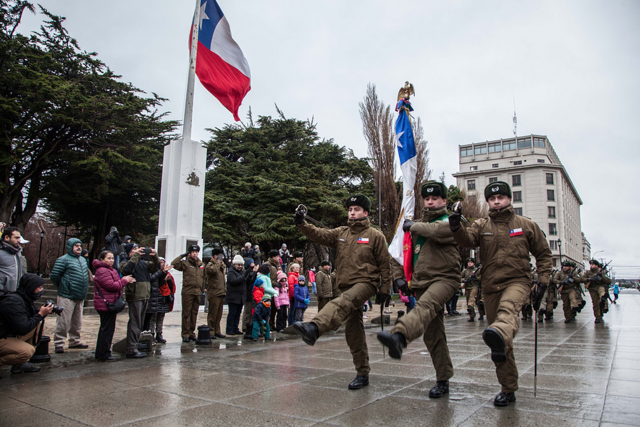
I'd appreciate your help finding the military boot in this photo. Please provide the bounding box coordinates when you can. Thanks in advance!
[429,380,449,398]
[377,331,406,359]
[482,328,506,363]
[494,391,516,407]
[10,362,40,374]
[348,374,369,390]
[292,322,319,346]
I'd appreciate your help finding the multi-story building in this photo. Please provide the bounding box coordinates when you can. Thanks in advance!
[582,232,591,264]
[453,134,583,268]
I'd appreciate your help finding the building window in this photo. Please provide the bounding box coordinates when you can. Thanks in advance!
[513,160,522,165]
[470,166,478,171]
[549,223,557,235]
[547,189,555,201]
[552,258,557,267]
[489,177,498,183]
[512,175,521,186]
[460,146,472,157]
[533,137,545,147]
[492,163,499,168]
[474,144,487,155]
[503,140,516,151]
[467,180,476,190]
[513,191,522,202]
[546,173,554,185]
[514,207,523,216]
[549,240,558,250]
[548,206,556,218]
[517,137,532,149]
[537,159,545,163]
[488,142,501,153]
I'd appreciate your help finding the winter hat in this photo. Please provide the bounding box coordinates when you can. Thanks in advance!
[232,255,244,265]
[298,275,306,282]
[484,181,511,201]
[345,194,372,212]
[268,249,279,257]
[212,248,224,256]
[421,181,447,198]
[277,271,287,282]
[293,251,303,258]
[320,260,331,267]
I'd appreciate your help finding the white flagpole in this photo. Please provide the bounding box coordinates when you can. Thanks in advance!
[183,0,202,142]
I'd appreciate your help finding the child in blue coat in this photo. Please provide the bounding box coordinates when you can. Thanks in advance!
[294,275,310,322]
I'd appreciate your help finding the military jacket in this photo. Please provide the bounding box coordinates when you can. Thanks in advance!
[582,269,612,289]
[205,259,226,297]
[171,255,205,295]
[315,269,333,299]
[452,205,553,293]
[551,269,582,292]
[462,267,481,288]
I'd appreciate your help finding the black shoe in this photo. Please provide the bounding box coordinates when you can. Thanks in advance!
[468,318,475,322]
[348,374,369,390]
[69,344,89,349]
[453,311,461,315]
[156,335,167,344]
[429,380,449,398]
[494,391,516,407]
[467,307,474,316]
[377,331,406,359]
[539,309,546,315]
[595,318,601,323]
[10,362,40,373]
[482,328,506,363]
[182,337,190,343]
[292,322,319,346]
[478,315,484,320]
[564,319,572,323]
[188,336,197,341]
[215,333,226,339]
[97,356,117,362]
[55,346,64,354]
[243,334,252,339]
[125,352,146,359]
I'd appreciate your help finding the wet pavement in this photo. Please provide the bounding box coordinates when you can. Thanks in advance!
[1,289,639,426]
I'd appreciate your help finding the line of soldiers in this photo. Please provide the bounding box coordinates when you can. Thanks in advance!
[289,180,611,407]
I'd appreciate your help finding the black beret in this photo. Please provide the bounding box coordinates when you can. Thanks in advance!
[293,251,303,258]
[268,249,279,258]
[420,181,447,198]
[484,181,512,201]
[320,260,331,267]
[212,248,224,256]
[345,194,372,212]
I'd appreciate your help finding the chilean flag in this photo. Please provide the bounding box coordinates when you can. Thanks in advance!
[388,99,418,282]
[190,0,251,121]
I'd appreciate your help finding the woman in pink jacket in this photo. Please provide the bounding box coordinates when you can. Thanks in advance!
[274,272,290,332]
[93,250,135,362]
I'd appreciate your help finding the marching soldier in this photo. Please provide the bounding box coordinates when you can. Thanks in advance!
[377,181,461,399]
[476,268,486,321]
[461,259,481,322]
[552,261,582,323]
[584,259,611,323]
[449,181,552,407]
[291,195,391,390]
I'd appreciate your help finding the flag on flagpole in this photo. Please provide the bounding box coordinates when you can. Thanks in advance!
[388,99,417,281]
[190,0,251,121]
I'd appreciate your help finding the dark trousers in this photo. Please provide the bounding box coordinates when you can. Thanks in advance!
[276,306,288,331]
[269,298,277,328]
[126,300,147,354]
[95,311,117,360]
[447,295,459,313]
[288,297,296,326]
[226,303,243,334]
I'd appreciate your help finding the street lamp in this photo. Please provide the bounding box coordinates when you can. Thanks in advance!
[37,230,45,276]
[593,250,604,260]
[557,238,562,265]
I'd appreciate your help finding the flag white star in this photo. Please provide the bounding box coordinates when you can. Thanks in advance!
[199,2,209,30]
[395,131,405,148]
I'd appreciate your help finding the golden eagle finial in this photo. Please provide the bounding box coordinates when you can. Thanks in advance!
[397,81,415,102]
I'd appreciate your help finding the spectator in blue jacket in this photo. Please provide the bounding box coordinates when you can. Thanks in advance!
[50,238,89,353]
[294,275,310,322]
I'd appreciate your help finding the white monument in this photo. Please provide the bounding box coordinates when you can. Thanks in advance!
[155,0,205,309]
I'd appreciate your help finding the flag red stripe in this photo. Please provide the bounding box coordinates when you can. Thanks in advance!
[403,231,413,282]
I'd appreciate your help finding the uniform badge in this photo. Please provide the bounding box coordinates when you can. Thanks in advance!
[509,228,523,236]
[427,187,433,192]
[492,186,499,192]
[414,244,421,254]
[357,238,369,244]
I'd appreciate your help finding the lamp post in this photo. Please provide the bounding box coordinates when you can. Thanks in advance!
[37,230,45,276]
[557,238,562,265]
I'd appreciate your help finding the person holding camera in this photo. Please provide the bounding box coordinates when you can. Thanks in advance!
[50,238,90,354]
[171,244,205,343]
[0,274,54,375]
[120,246,159,358]
[104,227,123,271]
[93,250,135,361]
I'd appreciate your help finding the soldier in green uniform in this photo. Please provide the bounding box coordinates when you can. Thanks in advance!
[552,261,582,323]
[584,259,611,323]
[291,195,392,390]
[461,259,481,322]
[376,181,461,399]
[449,181,552,407]
[315,260,333,311]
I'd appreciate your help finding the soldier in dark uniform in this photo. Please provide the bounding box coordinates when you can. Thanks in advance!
[552,261,583,323]
[584,259,611,323]
[291,194,391,390]
[461,259,481,322]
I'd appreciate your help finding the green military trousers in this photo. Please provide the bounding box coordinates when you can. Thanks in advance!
[560,288,580,320]
[588,286,607,320]
[466,286,479,318]
[312,282,375,376]
[391,279,458,381]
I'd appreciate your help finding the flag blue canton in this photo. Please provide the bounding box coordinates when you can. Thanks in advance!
[395,100,416,165]
[198,0,224,49]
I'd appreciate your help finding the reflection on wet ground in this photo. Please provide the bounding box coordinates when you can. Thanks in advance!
[1,290,639,426]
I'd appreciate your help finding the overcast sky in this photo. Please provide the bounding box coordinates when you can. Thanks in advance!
[20,1,640,278]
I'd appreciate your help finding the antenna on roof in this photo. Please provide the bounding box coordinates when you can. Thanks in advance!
[512,96,517,138]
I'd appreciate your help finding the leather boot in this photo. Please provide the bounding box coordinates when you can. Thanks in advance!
[292,322,319,346]
[348,374,369,390]
[482,328,506,363]
[10,362,40,373]
[429,380,449,398]
[377,331,406,359]
[494,391,516,406]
